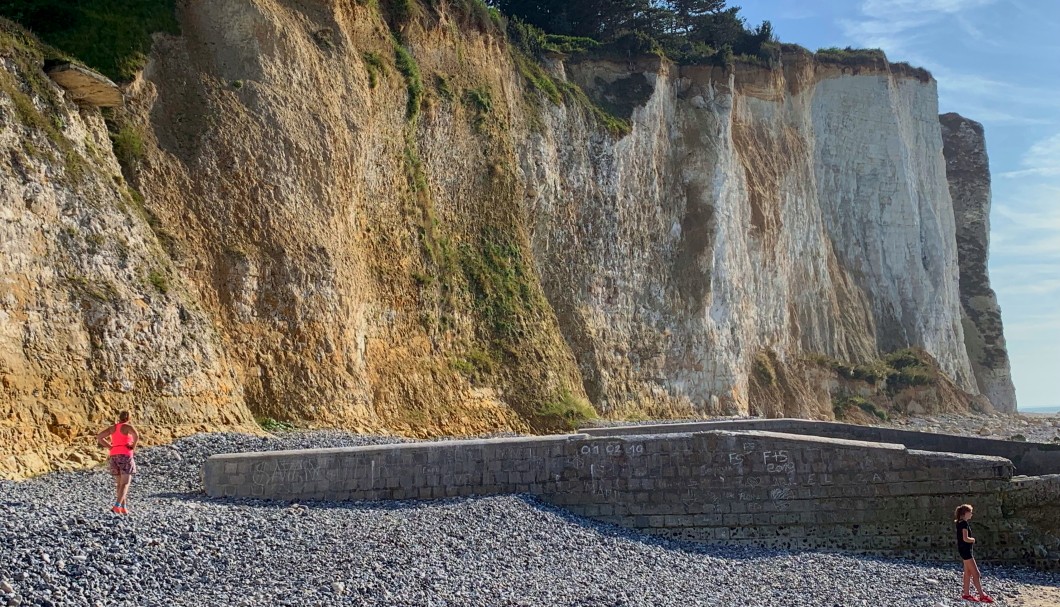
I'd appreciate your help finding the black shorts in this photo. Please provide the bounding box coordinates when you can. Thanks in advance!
[959,546,973,561]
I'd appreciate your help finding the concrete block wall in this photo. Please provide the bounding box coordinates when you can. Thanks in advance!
[582,419,1060,476]
[203,430,1060,569]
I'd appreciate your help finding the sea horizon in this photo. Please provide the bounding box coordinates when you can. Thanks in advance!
[1019,405,1060,414]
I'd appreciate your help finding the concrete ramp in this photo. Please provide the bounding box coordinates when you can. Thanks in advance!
[204,428,1060,570]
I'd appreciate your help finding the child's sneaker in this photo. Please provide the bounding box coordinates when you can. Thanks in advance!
[961,595,980,602]
[978,595,994,604]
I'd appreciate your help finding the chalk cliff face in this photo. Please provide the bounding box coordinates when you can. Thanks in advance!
[940,113,1017,412]
[0,0,1013,478]
[533,56,977,417]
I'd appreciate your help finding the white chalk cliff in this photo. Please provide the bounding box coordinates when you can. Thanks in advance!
[532,54,978,415]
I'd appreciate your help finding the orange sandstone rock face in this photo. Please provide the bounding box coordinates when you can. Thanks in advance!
[0,33,258,479]
[0,1,1012,477]
[129,0,574,442]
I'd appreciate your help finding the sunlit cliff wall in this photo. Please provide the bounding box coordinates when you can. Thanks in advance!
[0,1,1009,477]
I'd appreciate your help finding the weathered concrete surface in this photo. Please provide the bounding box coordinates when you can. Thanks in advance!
[584,419,1060,476]
[204,429,1060,570]
[940,112,1016,413]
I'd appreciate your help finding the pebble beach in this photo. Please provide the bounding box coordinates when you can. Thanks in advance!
[1,414,1059,607]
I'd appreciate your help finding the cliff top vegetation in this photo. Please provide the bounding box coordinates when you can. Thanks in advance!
[0,0,178,81]
[0,0,924,83]
[487,0,777,65]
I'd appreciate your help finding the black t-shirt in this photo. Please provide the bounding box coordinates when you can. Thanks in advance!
[956,520,973,551]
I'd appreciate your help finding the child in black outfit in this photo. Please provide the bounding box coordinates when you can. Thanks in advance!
[955,503,993,603]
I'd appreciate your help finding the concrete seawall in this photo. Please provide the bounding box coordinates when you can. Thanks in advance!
[204,426,1060,569]
[583,419,1060,476]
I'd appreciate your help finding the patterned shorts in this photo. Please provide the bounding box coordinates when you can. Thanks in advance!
[107,455,137,476]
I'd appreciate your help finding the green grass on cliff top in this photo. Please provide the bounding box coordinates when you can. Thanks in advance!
[0,0,179,82]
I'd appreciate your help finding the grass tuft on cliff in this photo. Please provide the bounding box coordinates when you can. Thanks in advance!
[752,351,777,387]
[257,417,297,433]
[450,348,497,382]
[809,348,939,395]
[536,390,597,431]
[0,0,179,82]
[815,46,887,63]
[822,349,950,423]
[386,0,503,35]
[109,123,146,169]
[0,19,90,181]
[463,86,493,131]
[393,41,424,121]
[881,348,936,392]
[557,80,631,137]
[513,53,561,105]
[832,394,889,421]
[362,51,387,89]
[459,228,537,340]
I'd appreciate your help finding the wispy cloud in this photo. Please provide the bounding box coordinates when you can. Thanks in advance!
[861,0,997,13]
[776,7,816,21]
[1002,314,1060,340]
[1005,279,1060,295]
[1008,0,1060,28]
[934,72,1060,117]
[991,263,1060,276]
[941,107,1052,126]
[955,14,992,43]
[994,239,1060,258]
[998,133,1060,178]
[841,0,1001,54]
[992,228,1060,259]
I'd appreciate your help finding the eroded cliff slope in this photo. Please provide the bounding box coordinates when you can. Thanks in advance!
[0,0,1014,477]
[0,23,255,477]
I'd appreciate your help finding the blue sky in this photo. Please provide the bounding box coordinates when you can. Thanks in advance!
[736,0,1059,409]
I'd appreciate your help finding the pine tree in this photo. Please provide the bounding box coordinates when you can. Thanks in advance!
[670,0,726,34]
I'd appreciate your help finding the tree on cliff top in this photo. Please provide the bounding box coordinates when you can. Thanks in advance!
[486,0,774,62]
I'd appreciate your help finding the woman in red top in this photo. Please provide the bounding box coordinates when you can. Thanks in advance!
[95,411,139,514]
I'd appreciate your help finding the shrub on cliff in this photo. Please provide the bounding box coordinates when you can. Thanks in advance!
[813,45,929,79]
[883,348,936,392]
[109,123,145,169]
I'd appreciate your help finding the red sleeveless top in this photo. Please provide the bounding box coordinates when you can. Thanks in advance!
[109,422,133,457]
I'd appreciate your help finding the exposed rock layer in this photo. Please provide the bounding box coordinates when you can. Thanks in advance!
[940,112,1017,413]
[45,62,123,107]
[0,28,255,478]
[0,1,1014,477]
[539,55,977,417]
